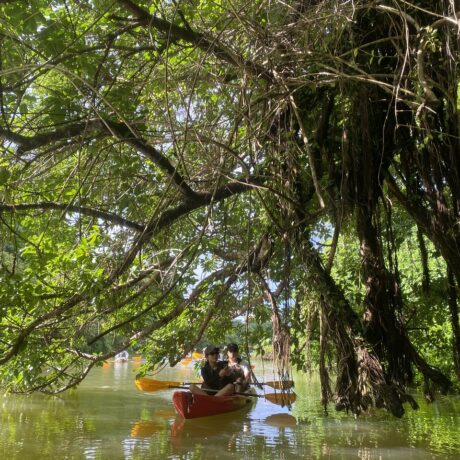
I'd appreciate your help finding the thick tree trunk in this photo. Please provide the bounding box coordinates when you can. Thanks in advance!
[447,267,460,380]
[350,84,452,397]
[391,0,460,287]
[357,207,414,386]
[357,203,452,395]
[301,240,409,417]
[417,226,430,293]
[319,300,333,412]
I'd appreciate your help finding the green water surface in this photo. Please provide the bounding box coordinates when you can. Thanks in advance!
[1,361,459,459]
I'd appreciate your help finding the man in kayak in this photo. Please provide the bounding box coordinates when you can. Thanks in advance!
[189,345,235,396]
[220,343,251,393]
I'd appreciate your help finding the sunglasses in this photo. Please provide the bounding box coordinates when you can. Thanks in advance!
[207,351,218,355]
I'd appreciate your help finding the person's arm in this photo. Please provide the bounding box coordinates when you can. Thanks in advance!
[218,361,231,378]
[242,361,251,385]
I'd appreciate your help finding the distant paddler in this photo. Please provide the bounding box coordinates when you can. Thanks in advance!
[114,350,129,362]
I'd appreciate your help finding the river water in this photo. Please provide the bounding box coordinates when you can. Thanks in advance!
[1,360,459,459]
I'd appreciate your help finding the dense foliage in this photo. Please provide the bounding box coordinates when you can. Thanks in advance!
[0,0,459,417]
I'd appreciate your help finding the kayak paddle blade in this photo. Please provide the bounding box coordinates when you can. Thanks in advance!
[135,378,181,392]
[263,380,294,390]
[135,377,202,392]
[264,392,297,405]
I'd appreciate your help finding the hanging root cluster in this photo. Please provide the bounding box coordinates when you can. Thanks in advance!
[258,273,295,407]
[332,334,418,418]
[315,271,421,418]
[355,341,419,416]
[271,320,294,406]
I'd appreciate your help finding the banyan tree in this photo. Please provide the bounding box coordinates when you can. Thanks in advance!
[0,0,459,417]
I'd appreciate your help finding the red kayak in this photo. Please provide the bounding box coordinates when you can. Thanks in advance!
[172,390,255,419]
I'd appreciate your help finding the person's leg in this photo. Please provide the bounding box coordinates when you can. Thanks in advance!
[234,383,248,393]
[214,383,235,397]
[189,384,208,395]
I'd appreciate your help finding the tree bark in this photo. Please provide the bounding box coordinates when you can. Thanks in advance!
[417,226,431,293]
[447,267,460,380]
[350,83,452,397]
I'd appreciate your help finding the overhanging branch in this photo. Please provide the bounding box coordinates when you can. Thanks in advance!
[116,0,271,80]
[0,202,144,232]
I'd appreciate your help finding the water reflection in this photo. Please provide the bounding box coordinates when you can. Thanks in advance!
[112,359,130,384]
[1,363,460,459]
[131,419,167,437]
[170,411,254,458]
[265,413,297,427]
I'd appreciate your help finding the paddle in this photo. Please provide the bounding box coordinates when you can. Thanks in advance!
[190,387,297,405]
[157,384,296,405]
[184,380,294,390]
[264,392,297,405]
[260,380,295,390]
[135,377,294,392]
[135,378,183,392]
[134,378,296,405]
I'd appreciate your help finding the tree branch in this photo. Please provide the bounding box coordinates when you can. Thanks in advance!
[0,202,144,232]
[116,0,271,80]
[1,118,198,199]
[0,174,263,365]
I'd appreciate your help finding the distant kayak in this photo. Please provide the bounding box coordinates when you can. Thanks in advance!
[114,351,129,362]
[172,389,255,419]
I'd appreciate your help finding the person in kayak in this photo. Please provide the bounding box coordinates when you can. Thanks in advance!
[189,345,235,396]
[220,343,251,393]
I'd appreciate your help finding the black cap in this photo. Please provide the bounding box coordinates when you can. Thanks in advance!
[204,345,219,356]
[227,343,239,352]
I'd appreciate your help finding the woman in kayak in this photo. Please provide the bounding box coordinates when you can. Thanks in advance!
[189,345,234,396]
[190,343,251,396]
[220,343,251,393]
